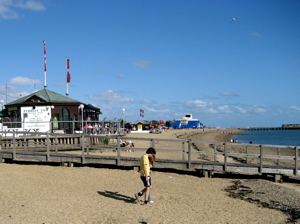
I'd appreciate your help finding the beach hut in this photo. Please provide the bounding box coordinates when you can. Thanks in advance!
[130,120,151,133]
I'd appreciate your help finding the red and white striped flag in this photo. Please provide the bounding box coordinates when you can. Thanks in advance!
[42,40,46,72]
[42,40,46,54]
[44,59,47,71]
[67,58,70,69]
[67,71,71,83]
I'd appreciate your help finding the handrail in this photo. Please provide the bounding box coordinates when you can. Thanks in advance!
[0,131,299,177]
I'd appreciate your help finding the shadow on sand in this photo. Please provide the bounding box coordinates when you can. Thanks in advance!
[97,190,136,204]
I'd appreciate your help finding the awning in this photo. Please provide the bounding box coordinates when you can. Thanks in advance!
[0,109,7,117]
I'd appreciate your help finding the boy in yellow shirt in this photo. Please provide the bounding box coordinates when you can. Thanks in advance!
[135,147,156,205]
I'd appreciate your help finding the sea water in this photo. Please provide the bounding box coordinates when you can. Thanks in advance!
[233,129,300,147]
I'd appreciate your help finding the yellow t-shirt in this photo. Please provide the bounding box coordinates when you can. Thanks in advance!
[139,155,150,177]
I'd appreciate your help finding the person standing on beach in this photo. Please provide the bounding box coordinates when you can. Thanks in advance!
[135,147,156,205]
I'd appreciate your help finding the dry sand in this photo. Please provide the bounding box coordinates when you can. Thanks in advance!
[0,128,299,224]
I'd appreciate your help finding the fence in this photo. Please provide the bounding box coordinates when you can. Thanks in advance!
[0,131,299,180]
[0,119,123,135]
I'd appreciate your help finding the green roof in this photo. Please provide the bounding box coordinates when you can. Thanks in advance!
[131,120,150,125]
[5,88,84,106]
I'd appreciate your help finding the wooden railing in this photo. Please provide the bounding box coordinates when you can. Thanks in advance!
[0,131,299,180]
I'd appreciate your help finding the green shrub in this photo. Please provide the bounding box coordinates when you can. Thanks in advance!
[102,138,110,145]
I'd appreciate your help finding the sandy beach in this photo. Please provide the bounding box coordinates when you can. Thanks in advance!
[0,128,299,224]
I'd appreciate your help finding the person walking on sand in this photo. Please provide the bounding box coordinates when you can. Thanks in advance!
[146,154,155,203]
[135,147,156,205]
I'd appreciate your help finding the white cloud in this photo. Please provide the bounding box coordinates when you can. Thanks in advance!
[144,106,169,113]
[88,89,134,105]
[251,31,262,37]
[142,99,156,104]
[0,3,18,19]
[0,84,30,103]
[133,60,153,68]
[118,74,125,79]
[86,89,298,127]
[206,108,218,113]
[16,0,45,10]
[290,106,300,111]
[253,107,267,113]
[186,99,207,108]
[0,0,45,19]
[219,92,239,97]
[203,95,218,99]
[235,106,247,113]
[8,76,42,85]
[217,105,231,113]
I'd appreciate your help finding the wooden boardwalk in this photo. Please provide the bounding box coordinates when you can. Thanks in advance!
[0,131,299,181]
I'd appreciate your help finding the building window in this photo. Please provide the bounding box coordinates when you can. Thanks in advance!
[59,108,70,130]
[53,114,59,130]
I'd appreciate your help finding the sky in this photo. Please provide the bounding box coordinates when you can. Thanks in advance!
[0,0,299,128]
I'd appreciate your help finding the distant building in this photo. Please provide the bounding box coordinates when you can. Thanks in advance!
[282,124,300,129]
[1,88,101,133]
[167,114,203,129]
[130,120,151,133]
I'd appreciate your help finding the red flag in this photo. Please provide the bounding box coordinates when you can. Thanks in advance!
[44,58,46,71]
[42,40,47,72]
[42,40,46,54]
[67,58,70,69]
[67,71,71,83]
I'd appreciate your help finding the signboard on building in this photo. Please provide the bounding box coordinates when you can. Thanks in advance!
[21,106,52,132]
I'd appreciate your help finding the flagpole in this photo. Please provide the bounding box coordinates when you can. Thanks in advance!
[66,57,69,96]
[42,40,47,88]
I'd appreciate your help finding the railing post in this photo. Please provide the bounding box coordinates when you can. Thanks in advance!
[117,137,121,165]
[295,147,299,175]
[13,131,16,160]
[246,145,249,164]
[46,133,50,162]
[150,139,155,148]
[259,145,263,173]
[24,134,27,151]
[182,141,185,161]
[81,134,85,164]
[187,141,191,169]
[224,143,227,171]
[86,136,90,155]
[277,147,281,165]
[55,135,58,153]
[214,144,217,162]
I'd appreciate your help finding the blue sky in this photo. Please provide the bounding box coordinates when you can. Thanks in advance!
[0,0,299,128]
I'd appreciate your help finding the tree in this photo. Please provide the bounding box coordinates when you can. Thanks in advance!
[165,121,171,128]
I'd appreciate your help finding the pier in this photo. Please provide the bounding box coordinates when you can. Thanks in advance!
[240,124,300,131]
[0,131,299,182]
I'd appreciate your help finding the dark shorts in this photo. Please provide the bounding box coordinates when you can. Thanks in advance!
[140,176,152,187]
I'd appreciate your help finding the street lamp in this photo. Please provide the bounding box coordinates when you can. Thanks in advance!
[78,104,84,133]
[122,108,125,133]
